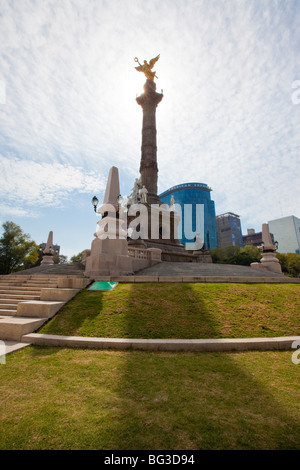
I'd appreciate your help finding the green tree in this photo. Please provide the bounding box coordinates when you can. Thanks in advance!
[210,245,262,266]
[0,221,39,274]
[70,252,83,263]
[53,254,68,264]
[276,253,300,277]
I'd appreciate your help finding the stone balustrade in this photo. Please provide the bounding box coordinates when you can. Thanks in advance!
[128,246,162,271]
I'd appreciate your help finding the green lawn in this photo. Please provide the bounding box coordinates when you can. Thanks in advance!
[2,283,299,450]
[0,347,300,450]
[40,283,300,339]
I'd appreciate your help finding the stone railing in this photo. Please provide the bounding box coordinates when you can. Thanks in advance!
[128,246,162,270]
[128,247,150,260]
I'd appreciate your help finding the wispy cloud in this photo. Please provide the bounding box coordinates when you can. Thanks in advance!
[0,155,105,211]
[0,0,299,243]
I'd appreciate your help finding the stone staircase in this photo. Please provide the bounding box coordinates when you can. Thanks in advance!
[135,262,290,278]
[0,270,91,352]
[10,262,86,277]
[0,275,59,316]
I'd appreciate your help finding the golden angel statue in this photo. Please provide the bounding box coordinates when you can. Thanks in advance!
[134,54,160,81]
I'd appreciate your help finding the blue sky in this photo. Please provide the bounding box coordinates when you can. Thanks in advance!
[0,0,299,258]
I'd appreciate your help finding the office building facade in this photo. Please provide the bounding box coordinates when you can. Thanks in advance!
[268,215,300,254]
[242,228,274,247]
[216,212,244,248]
[159,182,218,249]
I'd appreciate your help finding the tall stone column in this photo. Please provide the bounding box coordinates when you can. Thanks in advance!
[136,79,163,204]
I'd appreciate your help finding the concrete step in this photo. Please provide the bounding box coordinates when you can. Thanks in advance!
[25,277,60,281]
[0,288,41,295]
[0,305,17,318]
[21,284,58,288]
[1,340,30,356]
[0,283,33,288]
[0,277,59,283]
[20,281,57,287]
[0,316,46,341]
[8,264,85,276]
[0,283,43,289]
[0,293,40,300]
[136,262,287,278]
[0,276,30,281]
[0,298,19,305]
[0,281,24,286]
[0,303,18,310]
[0,271,88,344]
[17,300,65,318]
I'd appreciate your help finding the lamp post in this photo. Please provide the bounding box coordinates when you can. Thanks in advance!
[92,196,99,212]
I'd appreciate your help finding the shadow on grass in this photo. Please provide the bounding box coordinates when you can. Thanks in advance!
[106,283,300,450]
[41,290,104,336]
[30,282,300,449]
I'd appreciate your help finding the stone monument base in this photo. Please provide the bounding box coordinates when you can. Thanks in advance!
[128,239,212,263]
[251,251,283,275]
[250,223,283,275]
[127,201,212,264]
[84,238,133,277]
[41,255,54,265]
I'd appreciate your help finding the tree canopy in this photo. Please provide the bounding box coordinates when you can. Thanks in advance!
[0,221,39,274]
[210,245,262,266]
[70,252,83,263]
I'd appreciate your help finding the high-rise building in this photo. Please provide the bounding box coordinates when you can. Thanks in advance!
[216,212,244,248]
[268,215,300,254]
[242,228,274,247]
[159,182,218,249]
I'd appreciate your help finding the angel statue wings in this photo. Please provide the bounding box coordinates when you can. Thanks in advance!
[134,54,160,81]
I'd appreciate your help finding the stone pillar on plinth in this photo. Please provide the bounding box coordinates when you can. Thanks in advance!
[251,223,283,275]
[136,79,163,205]
[84,166,133,278]
[131,79,187,258]
[41,231,54,265]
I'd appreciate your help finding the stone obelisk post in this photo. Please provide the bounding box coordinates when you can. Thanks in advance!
[84,166,133,277]
[41,231,54,265]
[136,79,163,204]
[251,223,282,274]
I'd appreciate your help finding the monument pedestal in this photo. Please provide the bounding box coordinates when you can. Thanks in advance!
[251,223,283,275]
[251,251,282,274]
[84,237,133,277]
[127,201,188,262]
[41,231,54,265]
[84,167,134,278]
[127,203,211,263]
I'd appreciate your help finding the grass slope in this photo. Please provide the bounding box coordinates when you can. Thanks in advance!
[0,347,300,450]
[40,283,300,339]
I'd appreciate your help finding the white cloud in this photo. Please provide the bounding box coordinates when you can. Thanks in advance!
[0,203,38,218]
[0,155,106,210]
[0,0,299,242]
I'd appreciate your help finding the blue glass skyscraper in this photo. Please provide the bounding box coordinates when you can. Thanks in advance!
[159,182,218,249]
